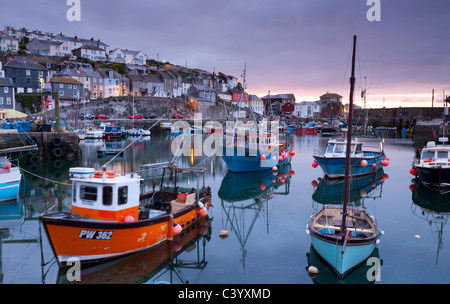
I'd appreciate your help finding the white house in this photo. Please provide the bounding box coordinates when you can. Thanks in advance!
[294,101,321,118]
[98,68,128,98]
[0,32,19,52]
[73,44,107,61]
[109,48,147,66]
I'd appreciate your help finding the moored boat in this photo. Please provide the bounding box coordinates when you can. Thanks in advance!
[307,35,382,279]
[312,134,386,179]
[40,163,211,268]
[411,137,450,189]
[0,156,22,202]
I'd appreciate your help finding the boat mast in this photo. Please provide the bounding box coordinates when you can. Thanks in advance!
[341,35,357,238]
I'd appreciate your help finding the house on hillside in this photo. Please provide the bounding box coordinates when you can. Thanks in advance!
[0,32,19,52]
[98,68,129,97]
[0,77,16,109]
[73,44,107,61]
[109,48,147,66]
[3,57,49,93]
[27,38,72,57]
[261,93,296,116]
[50,77,88,107]
[294,101,321,118]
[249,95,264,116]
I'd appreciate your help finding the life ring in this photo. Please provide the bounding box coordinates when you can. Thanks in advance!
[50,136,62,147]
[94,171,116,178]
[424,159,436,163]
[28,135,39,145]
[52,147,63,158]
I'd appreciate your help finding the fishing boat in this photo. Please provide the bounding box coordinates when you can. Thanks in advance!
[411,118,450,189]
[102,124,123,140]
[40,163,211,268]
[307,35,381,279]
[84,125,103,139]
[312,133,386,178]
[295,122,318,136]
[411,137,450,189]
[220,64,282,172]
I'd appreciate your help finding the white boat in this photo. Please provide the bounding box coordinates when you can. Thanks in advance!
[126,127,151,136]
[0,156,21,202]
[84,125,103,139]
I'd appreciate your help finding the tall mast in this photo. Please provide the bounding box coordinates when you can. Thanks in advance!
[341,35,357,237]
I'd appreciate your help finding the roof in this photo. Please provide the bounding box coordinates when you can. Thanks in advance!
[29,38,65,46]
[320,92,343,98]
[0,32,16,41]
[50,77,81,85]
[97,68,120,79]
[75,44,105,51]
[4,58,48,71]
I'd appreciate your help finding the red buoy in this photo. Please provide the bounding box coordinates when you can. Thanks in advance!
[312,161,318,168]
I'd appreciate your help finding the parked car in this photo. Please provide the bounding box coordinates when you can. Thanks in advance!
[172,113,183,119]
[80,113,94,120]
[129,113,144,119]
[95,114,110,119]
[146,113,157,119]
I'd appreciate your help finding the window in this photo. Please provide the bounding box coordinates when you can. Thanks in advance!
[60,83,64,88]
[93,84,97,90]
[4,87,8,93]
[334,144,346,154]
[118,186,128,205]
[6,98,11,105]
[12,78,16,83]
[80,185,97,202]
[73,91,78,98]
[38,71,43,77]
[422,151,434,160]
[0,97,3,104]
[102,186,113,206]
[68,84,72,89]
[26,79,31,84]
[437,151,448,159]
[59,90,64,96]
[73,84,77,89]
[26,69,31,76]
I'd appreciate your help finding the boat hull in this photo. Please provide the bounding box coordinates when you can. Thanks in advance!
[221,147,278,172]
[313,153,384,178]
[41,200,210,267]
[309,232,377,278]
[414,165,450,189]
[0,168,21,202]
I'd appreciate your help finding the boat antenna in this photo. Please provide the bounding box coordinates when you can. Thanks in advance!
[341,35,357,238]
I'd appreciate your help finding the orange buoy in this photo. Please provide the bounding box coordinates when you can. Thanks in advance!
[360,160,368,167]
[94,170,115,178]
[289,150,296,156]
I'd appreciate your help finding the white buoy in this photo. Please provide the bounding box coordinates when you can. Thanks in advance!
[220,230,229,237]
[307,266,319,275]
[414,234,421,239]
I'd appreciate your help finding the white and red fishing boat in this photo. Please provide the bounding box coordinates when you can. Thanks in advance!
[40,163,211,268]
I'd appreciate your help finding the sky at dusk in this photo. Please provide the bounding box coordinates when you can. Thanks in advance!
[2,0,450,108]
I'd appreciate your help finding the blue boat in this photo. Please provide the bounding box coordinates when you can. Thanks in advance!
[221,132,280,172]
[312,135,385,178]
[307,35,381,279]
[0,157,21,202]
[102,125,123,140]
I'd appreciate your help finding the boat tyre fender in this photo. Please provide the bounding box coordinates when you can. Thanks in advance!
[50,136,62,147]
[53,159,63,169]
[28,135,39,145]
[52,147,63,158]
[29,155,39,163]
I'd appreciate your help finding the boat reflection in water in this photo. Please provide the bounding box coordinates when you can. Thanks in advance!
[56,216,211,284]
[306,245,382,284]
[218,166,293,269]
[312,169,388,207]
[411,181,450,264]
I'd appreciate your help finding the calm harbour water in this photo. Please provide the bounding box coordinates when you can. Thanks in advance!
[2,131,450,284]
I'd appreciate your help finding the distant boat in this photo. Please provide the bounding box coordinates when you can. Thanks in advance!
[307,35,381,279]
[312,134,386,179]
[125,127,151,136]
[102,124,123,140]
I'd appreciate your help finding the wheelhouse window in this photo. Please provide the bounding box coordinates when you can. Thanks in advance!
[118,186,128,205]
[103,186,113,206]
[334,144,346,154]
[422,151,434,159]
[437,151,448,159]
[80,185,97,201]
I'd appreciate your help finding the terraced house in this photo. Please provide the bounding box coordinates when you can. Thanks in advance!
[0,77,16,109]
[0,32,19,52]
[3,57,49,93]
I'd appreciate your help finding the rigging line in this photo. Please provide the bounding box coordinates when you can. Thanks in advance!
[19,167,72,186]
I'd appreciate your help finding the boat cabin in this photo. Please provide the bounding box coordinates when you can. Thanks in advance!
[421,138,450,165]
[69,167,142,222]
[324,139,363,158]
